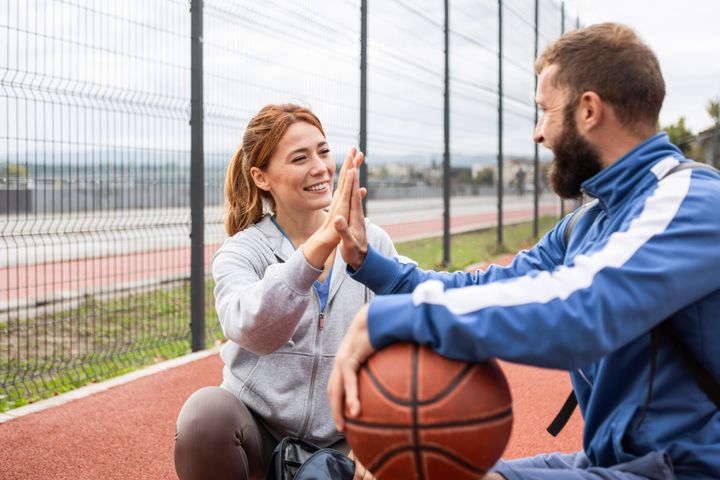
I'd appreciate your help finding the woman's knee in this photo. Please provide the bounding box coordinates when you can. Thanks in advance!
[175,387,257,480]
[176,387,242,445]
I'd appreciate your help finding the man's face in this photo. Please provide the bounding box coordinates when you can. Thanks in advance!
[534,65,603,199]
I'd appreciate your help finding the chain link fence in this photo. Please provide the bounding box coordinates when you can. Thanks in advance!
[1,0,578,410]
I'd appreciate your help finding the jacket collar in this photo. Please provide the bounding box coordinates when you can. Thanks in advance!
[253,214,348,303]
[253,214,293,261]
[580,133,684,216]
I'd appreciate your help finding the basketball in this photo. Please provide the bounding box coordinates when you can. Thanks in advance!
[344,342,513,479]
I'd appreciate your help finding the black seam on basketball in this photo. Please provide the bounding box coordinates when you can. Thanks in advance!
[366,444,489,476]
[365,361,475,405]
[419,445,489,475]
[368,445,415,473]
[411,343,424,480]
[344,406,512,430]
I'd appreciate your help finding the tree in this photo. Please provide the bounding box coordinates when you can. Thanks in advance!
[474,167,495,186]
[707,98,720,126]
[707,97,720,168]
[662,116,695,156]
[0,163,28,177]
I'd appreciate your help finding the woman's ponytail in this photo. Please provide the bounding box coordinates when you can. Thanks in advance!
[224,145,264,236]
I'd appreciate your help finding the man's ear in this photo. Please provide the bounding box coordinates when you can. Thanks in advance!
[577,91,603,134]
[250,166,270,192]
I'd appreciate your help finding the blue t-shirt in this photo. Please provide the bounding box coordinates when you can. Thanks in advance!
[271,216,333,312]
[313,269,332,312]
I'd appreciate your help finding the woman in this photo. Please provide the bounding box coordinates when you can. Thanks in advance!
[174,104,395,480]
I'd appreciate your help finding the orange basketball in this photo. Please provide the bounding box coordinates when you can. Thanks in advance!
[344,342,513,480]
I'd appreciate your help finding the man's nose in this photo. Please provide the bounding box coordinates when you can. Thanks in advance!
[533,122,544,145]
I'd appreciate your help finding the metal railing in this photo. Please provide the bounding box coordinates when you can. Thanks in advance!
[0,0,578,410]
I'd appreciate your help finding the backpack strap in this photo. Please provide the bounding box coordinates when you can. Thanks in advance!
[547,160,720,437]
[563,161,718,249]
[663,160,719,177]
[546,390,579,437]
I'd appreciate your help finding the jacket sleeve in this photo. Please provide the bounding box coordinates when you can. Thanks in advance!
[367,170,720,370]
[351,221,568,295]
[212,243,322,355]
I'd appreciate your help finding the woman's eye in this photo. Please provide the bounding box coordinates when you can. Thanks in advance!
[319,149,331,156]
[292,156,306,163]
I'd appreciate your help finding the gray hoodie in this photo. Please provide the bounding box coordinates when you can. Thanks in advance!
[212,214,398,446]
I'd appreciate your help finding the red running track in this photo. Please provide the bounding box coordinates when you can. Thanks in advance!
[1,206,557,305]
[0,354,582,480]
[0,253,583,480]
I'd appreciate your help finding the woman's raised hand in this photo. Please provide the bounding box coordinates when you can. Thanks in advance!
[327,147,364,233]
[334,156,368,271]
[301,147,363,270]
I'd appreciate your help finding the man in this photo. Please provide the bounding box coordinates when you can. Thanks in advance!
[328,23,720,479]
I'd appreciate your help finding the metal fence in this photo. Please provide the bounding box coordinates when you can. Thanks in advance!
[0,0,578,410]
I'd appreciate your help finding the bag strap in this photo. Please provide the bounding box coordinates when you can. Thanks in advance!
[546,390,579,437]
[548,160,720,437]
[562,161,719,248]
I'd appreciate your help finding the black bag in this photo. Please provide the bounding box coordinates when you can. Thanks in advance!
[267,437,355,480]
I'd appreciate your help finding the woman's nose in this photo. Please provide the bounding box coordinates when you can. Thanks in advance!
[309,154,329,173]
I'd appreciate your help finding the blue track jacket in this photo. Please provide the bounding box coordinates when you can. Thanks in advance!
[351,133,720,478]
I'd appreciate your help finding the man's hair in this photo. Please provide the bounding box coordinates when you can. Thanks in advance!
[535,23,665,130]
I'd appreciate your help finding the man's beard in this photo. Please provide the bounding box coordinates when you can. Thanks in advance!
[548,105,603,199]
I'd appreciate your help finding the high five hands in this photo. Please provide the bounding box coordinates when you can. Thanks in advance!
[333,149,369,271]
[301,147,366,269]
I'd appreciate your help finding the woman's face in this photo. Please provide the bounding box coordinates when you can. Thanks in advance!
[252,121,335,218]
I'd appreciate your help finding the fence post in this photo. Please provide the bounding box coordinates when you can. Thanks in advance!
[497,0,504,247]
[533,0,540,237]
[190,0,205,352]
[442,0,451,266]
[360,0,368,214]
[559,1,566,218]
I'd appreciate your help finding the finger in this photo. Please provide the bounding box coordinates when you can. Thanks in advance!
[350,169,365,224]
[340,168,356,209]
[334,215,350,236]
[353,150,364,169]
[353,461,366,480]
[359,187,367,199]
[335,215,359,247]
[343,361,361,418]
[337,147,358,192]
[328,365,347,431]
[328,167,355,218]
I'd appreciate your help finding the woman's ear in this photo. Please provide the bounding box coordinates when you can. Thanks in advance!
[250,166,270,192]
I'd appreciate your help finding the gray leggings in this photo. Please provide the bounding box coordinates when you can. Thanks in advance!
[174,386,349,480]
[174,387,277,480]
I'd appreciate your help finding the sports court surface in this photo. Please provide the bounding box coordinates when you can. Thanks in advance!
[0,254,582,479]
[0,347,582,479]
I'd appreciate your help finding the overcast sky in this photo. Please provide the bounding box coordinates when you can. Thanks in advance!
[568,0,720,133]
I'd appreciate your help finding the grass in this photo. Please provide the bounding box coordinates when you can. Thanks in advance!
[0,216,559,412]
[395,215,558,270]
[0,280,224,412]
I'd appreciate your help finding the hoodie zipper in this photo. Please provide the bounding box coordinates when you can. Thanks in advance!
[297,293,324,439]
[297,254,345,439]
